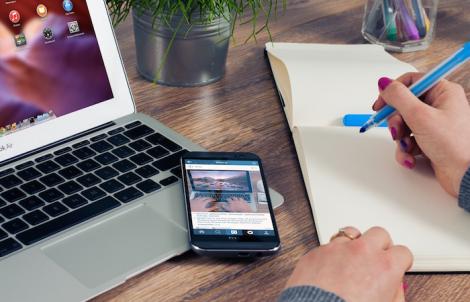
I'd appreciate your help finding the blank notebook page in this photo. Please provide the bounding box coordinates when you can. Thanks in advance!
[295,126,470,272]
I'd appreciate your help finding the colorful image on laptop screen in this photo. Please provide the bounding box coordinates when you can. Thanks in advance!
[0,0,113,137]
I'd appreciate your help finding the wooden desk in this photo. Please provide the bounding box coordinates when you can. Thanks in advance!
[94,0,470,300]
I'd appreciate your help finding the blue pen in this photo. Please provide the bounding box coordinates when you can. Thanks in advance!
[411,0,427,38]
[360,42,470,133]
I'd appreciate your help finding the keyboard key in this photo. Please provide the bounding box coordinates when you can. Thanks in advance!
[112,146,135,158]
[99,179,124,194]
[95,166,119,180]
[0,174,23,189]
[20,180,46,195]
[113,159,136,173]
[81,187,106,201]
[114,187,143,203]
[108,127,124,135]
[39,173,65,187]
[146,133,181,152]
[136,179,161,193]
[72,140,90,149]
[160,176,179,186]
[3,218,28,234]
[37,160,60,174]
[123,125,154,140]
[54,147,72,156]
[58,166,83,180]
[62,194,87,209]
[39,188,64,203]
[72,147,96,160]
[117,172,142,186]
[77,159,101,172]
[17,196,120,245]
[129,139,152,152]
[0,238,22,257]
[19,196,45,211]
[55,153,79,167]
[35,154,53,163]
[125,121,142,129]
[1,188,26,203]
[43,202,69,217]
[129,153,153,166]
[77,174,101,187]
[17,167,42,181]
[23,210,49,226]
[147,145,170,160]
[0,168,14,178]
[95,152,119,165]
[135,165,159,178]
[170,166,182,178]
[152,150,187,171]
[15,161,34,170]
[90,133,107,142]
[58,181,83,195]
[0,228,6,239]
[89,140,113,153]
[0,204,25,219]
[107,134,130,146]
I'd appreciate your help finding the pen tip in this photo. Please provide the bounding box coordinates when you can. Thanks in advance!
[359,126,366,133]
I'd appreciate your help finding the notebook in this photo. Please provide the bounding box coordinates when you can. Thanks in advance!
[266,42,470,272]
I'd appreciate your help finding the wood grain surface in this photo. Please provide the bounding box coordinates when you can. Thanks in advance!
[93,0,470,301]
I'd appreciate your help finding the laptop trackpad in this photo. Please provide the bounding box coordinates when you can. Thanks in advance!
[42,205,188,288]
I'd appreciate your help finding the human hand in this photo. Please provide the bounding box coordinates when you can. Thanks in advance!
[285,227,412,302]
[191,197,217,212]
[222,197,253,212]
[373,73,470,197]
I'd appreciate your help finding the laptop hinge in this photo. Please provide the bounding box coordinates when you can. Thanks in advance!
[0,121,115,168]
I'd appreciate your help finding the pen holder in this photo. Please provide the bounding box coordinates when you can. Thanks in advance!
[362,0,438,52]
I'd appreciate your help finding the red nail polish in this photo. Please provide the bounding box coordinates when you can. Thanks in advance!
[404,160,414,169]
[378,77,393,90]
[390,127,397,140]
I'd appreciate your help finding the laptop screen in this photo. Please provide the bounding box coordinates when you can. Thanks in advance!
[189,170,253,193]
[0,0,113,137]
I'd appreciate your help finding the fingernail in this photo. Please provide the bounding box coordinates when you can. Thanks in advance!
[378,77,393,90]
[403,282,409,291]
[400,138,408,151]
[390,127,397,140]
[372,99,378,110]
[404,160,414,169]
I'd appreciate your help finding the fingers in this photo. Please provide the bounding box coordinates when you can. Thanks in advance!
[392,285,406,302]
[387,114,409,141]
[330,226,362,244]
[388,245,414,273]
[361,226,393,250]
[395,72,424,87]
[380,80,435,129]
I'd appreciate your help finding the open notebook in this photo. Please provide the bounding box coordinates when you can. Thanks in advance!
[266,42,470,272]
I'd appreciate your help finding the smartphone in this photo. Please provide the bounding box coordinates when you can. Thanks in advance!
[181,152,281,257]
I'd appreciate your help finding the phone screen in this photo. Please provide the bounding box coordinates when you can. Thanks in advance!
[183,158,277,242]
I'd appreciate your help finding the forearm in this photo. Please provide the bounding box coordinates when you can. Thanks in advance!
[278,286,345,302]
[458,167,470,211]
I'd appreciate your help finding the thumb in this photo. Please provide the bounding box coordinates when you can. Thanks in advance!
[379,78,435,129]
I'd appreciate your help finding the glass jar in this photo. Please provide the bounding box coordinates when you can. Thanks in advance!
[362,0,439,52]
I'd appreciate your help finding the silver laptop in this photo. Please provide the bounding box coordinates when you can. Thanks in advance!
[0,0,204,300]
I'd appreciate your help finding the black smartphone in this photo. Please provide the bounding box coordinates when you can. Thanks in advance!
[181,152,281,257]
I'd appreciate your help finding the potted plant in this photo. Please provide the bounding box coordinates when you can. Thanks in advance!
[107,0,284,86]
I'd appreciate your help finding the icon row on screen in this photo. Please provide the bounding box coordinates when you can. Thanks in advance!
[14,21,80,47]
[8,0,74,24]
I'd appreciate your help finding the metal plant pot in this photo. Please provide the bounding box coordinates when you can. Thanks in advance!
[132,10,231,87]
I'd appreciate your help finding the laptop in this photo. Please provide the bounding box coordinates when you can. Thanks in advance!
[0,0,205,300]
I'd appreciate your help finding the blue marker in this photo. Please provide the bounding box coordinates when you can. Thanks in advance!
[343,114,387,127]
[360,42,470,133]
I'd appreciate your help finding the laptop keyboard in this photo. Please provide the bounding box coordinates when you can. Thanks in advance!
[0,121,188,257]
[194,193,251,202]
